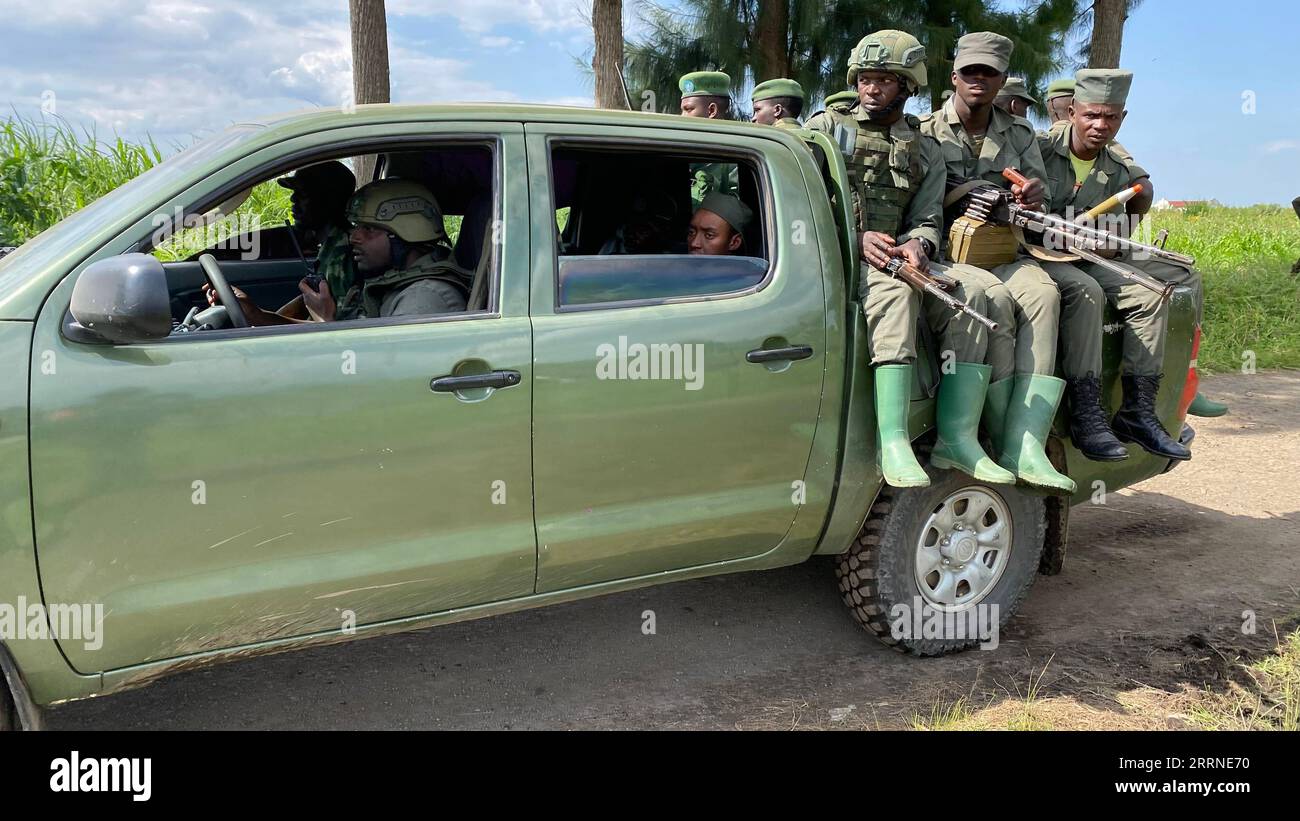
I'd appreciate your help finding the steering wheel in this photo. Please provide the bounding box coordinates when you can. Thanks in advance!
[198,253,249,328]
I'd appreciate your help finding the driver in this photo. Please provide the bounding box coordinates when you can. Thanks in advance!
[210,179,472,324]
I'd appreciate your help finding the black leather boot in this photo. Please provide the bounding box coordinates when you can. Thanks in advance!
[1065,375,1129,461]
[1111,374,1192,461]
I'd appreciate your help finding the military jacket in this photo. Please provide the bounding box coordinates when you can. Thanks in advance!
[921,96,1050,213]
[1037,124,1144,218]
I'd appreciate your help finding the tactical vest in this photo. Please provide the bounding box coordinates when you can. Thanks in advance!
[335,253,471,320]
[826,105,924,236]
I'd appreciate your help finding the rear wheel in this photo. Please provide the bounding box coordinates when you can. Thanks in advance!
[835,467,1047,655]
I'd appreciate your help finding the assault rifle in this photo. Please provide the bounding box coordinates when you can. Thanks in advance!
[946,169,1194,301]
[881,256,999,332]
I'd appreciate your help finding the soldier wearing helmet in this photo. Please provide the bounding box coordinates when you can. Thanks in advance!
[301,179,472,322]
[804,30,1017,490]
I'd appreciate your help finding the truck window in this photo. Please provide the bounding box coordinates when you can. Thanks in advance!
[550,143,771,308]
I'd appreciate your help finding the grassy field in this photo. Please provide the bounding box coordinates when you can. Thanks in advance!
[3,115,1297,372]
[1149,205,1300,374]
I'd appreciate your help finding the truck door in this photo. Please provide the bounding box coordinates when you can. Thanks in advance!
[525,124,829,591]
[28,127,538,672]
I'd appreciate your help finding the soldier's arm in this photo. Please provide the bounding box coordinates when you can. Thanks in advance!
[1107,140,1153,213]
[896,136,943,255]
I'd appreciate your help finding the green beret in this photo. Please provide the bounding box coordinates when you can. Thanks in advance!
[825,90,858,108]
[995,77,1037,103]
[1045,78,1075,101]
[752,78,804,102]
[954,31,1013,73]
[679,71,732,99]
[1073,68,1133,106]
[697,192,753,234]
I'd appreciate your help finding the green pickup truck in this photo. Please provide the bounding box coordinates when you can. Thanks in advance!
[0,104,1197,729]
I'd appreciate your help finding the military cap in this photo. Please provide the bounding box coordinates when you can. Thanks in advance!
[1045,78,1075,101]
[825,90,858,108]
[679,71,732,99]
[954,31,1013,73]
[752,78,805,103]
[278,160,356,195]
[1073,68,1133,105]
[697,192,753,234]
[996,77,1037,104]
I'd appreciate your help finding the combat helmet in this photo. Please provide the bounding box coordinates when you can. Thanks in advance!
[846,30,928,94]
[346,178,447,244]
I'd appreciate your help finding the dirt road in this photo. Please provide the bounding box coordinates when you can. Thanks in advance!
[48,373,1300,730]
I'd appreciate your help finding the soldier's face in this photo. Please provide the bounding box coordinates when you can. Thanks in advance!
[687,209,741,255]
[752,99,780,125]
[681,97,723,118]
[1071,102,1127,150]
[349,223,393,274]
[856,71,903,117]
[953,65,1005,107]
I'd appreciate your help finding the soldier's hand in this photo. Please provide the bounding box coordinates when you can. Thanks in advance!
[202,282,263,322]
[861,231,896,269]
[1012,177,1046,210]
[893,238,930,272]
[300,279,335,322]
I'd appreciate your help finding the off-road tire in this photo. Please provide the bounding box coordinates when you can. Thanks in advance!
[0,679,16,731]
[835,466,1047,655]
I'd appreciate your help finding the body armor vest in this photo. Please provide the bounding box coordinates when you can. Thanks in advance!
[826,105,924,236]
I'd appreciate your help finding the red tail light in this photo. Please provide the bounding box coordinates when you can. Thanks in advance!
[1178,324,1201,418]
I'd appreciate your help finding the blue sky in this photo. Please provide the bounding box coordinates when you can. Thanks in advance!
[0,0,1295,204]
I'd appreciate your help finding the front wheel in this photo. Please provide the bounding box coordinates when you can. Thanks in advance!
[835,468,1046,655]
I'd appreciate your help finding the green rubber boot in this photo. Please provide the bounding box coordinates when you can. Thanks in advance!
[982,376,1014,459]
[998,374,1077,493]
[930,363,1016,484]
[874,364,930,488]
[1188,392,1229,418]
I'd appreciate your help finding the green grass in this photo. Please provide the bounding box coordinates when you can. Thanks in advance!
[1147,206,1300,373]
[1,113,163,246]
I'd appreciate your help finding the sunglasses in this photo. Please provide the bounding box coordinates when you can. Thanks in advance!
[958,65,1002,79]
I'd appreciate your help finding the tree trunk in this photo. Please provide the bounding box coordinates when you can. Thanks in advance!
[349,0,390,184]
[1088,0,1126,68]
[754,0,791,80]
[592,0,627,109]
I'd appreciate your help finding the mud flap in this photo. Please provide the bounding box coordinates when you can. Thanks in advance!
[1039,435,1071,575]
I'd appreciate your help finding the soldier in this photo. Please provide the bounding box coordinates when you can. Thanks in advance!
[1045,81,1226,419]
[1045,79,1074,126]
[824,89,858,109]
[1037,69,1194,460]
[687,193,752,255]
[679,71,739,204]
[805,30,1015,488]
[993,77,1036,118]
[921,32,1090,488]
[751,78,805,130]
[273,161,357,320]
[678,70,733,120]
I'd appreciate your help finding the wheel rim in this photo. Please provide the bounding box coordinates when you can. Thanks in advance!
[914,487,1012,612]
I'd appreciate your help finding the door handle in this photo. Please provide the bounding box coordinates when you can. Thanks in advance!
[746,345,813,364]
[430,370,521,392]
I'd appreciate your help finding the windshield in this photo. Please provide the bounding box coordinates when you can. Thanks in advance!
[0,126,264,304]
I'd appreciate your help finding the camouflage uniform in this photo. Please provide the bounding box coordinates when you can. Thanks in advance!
[314,224,355,311]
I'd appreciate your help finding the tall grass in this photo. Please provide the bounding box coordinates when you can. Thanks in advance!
[0,113,163,245]
[1148,205,1300,373]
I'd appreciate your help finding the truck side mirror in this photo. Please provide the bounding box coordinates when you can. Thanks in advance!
[68,253,173,344]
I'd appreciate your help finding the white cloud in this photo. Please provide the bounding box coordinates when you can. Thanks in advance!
[1262,139,1299,154]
